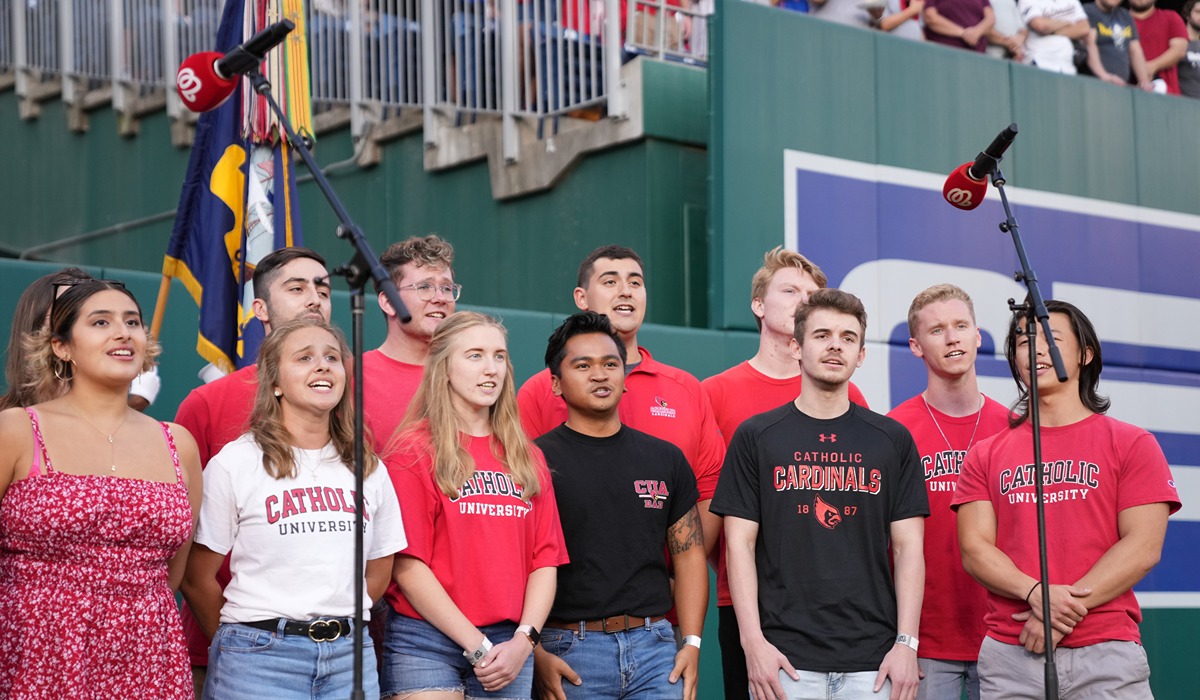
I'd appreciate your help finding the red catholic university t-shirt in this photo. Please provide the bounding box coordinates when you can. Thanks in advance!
[953,413,1180,647]
[385,430,569,626]
[888,394,1010,660]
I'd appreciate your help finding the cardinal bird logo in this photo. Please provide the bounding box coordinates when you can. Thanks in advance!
[814,496,842,530]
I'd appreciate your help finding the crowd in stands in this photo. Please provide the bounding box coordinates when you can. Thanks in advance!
[739,0,1200,97]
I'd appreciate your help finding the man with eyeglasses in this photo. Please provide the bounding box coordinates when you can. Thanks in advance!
[362,234,459,454]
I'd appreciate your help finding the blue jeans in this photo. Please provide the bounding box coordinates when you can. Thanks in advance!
[203,621,377,700]
[541,618,681,699]
[917,658,979,700]
[778,669,890,699]
[381,614,531,698]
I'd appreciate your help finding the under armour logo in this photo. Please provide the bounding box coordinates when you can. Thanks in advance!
[819,433,836,443]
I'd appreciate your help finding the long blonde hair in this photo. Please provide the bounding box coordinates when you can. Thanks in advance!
[251,317,378,479]
[395,312,541,499]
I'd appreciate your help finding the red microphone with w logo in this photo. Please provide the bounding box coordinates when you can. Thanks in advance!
[942,163,988,211]
[942,124,1018,211]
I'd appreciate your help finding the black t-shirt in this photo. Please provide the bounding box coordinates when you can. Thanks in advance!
[535,424,699,620]
[710,402,929,672]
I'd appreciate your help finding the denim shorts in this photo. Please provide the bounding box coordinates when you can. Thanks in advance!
[203,620,377,700]
[381,614,531,699]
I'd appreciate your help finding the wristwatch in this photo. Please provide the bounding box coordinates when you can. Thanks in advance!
[516,624,541,648]
[895,634,919,652]
[464,636,493,666]
[682,635,702,650]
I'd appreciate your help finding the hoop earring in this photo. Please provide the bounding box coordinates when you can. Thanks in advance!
[53,358,73,382]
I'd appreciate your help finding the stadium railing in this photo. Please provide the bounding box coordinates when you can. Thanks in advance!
[0,0,710,153]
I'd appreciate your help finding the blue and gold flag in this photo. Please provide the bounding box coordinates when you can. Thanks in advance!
[164,0,308,375]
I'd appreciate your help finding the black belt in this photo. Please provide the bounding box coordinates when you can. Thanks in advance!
[243,617,353,642]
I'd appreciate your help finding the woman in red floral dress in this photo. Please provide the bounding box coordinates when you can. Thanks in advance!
[0,280,202,699]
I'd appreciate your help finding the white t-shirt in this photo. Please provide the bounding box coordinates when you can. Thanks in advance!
[885,0,924,42]
[197,434,407,623]
[987,0,1026,59]
[1019,0,1086,73]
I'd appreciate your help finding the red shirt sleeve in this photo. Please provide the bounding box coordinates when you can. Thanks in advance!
[175,390,213,466]
[529,449,570,569]
[1116,430,1182,514]
[1168,10,1188,41]
[848,381,870,409]
[517,370,562,440]
[692,392,725,500]
[386,444,438,565]
[951,441,993,510]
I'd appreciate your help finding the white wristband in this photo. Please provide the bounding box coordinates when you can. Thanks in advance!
[895,633,918,652]
[682,635,702,650]
[464,636,493,666]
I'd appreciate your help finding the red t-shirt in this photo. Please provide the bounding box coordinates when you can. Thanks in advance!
[385,431,568,626]
[361,349,424,457]
[888,394,1010,660]
[953,413,1180,647]
[518,347,723,500]
[559,0,682,34]
[1135,8,1188,94]
[174,365,259,665]
[702,360,869,607]
[175,365,259,467]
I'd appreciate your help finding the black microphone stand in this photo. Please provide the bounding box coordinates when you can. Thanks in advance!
[989,162,1068,700]
[246,66,411,700]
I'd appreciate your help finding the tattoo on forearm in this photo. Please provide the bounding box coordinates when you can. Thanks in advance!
[668,506,704,555]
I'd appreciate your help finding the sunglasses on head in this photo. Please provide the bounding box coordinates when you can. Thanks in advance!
[49,279,128,323]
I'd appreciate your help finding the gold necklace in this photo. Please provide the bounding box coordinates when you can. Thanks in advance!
[67,401,130,472]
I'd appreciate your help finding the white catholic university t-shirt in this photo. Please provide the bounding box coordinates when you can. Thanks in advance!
[197,434,406,623]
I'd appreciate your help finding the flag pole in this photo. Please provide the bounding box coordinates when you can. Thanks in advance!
[150,274,172,340]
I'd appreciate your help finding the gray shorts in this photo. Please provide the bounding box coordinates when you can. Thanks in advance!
[977,636,1152,700]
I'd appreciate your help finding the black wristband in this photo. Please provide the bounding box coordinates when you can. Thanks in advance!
[1025,581,1042,604]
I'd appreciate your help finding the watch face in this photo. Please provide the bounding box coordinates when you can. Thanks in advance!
[526,627,541,646]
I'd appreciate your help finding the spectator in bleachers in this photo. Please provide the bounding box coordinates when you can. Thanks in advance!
[985,0,1028,61]
[811,0,874,27]
[863,0,927,40]
[1083,0,1153,89]
[1179,0,1200,97]
[630,0,694,54]
[1131,0,1188,94]
[924,0,995,52]
[1018,0,1090,74]
[692,0,714,59]
[887,0,928,39]
[777,0,811,11]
